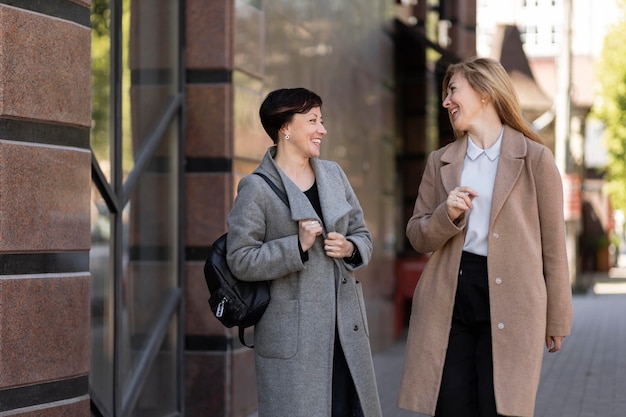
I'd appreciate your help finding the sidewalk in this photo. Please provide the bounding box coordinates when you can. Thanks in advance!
[374,270,626,417]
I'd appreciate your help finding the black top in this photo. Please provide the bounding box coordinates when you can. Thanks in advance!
[304,181,324,222]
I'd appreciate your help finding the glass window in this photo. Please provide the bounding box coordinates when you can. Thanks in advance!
[91,0,112,175]
[90,186,114,414]
[90,1,182,416]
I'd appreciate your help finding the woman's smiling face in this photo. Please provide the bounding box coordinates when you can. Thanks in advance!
[283,106,327,158]
[442,73,484,133]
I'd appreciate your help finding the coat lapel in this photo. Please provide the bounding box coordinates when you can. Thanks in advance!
[440,137,468,194]
[258,148,350,230]
[258,147,320,223]
[489,126,527,226]
[311,158,351,232]
[436,128,528,228]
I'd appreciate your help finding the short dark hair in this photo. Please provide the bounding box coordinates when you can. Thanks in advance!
[259,88,323,144]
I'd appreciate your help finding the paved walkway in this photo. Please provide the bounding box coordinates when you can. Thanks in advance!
[374,272,626,417]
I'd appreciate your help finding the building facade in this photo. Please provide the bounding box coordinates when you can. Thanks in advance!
[477,0,620,277]
[0,1,476,416]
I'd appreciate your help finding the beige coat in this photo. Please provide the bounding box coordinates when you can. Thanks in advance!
[397,126,573,417]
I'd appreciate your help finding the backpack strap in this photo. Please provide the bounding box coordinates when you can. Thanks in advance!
[254,172,290,208]
[239,327,254,348]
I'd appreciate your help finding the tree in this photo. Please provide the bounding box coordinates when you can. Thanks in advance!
[592,0,626,212]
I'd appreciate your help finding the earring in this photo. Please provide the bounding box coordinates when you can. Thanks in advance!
[285,134,290,140]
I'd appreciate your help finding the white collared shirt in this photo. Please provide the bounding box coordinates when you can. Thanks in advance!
[461,128,503,256]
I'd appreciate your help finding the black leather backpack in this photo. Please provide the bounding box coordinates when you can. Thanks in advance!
[203,173,289,347]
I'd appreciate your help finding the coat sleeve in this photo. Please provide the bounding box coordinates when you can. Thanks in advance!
[534,147,573,337]
[334,162,373,271]
[406,151,466,254]
[225,175,305,282]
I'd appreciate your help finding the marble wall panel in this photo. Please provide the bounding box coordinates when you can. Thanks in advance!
[0,141,91,252]
[185,173,231,247]
[0,5,91,127]
[186,0,232,70]
[0,274,90,388]
[185,85,232,159]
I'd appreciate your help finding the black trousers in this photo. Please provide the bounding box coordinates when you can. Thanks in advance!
[435,251,500,417]
[332,333,364,417]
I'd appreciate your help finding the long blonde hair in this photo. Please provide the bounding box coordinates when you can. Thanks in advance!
[442,57,543,143]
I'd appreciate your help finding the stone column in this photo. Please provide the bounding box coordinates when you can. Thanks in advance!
[0,1,91,416]
[183,1,257,416]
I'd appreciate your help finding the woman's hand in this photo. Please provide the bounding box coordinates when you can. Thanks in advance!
[299,219,322,252]
[546,336,565,353]
[447,186,479,220]
[324,232,354,258]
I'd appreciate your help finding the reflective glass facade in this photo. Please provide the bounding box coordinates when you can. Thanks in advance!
[90,1,183,416]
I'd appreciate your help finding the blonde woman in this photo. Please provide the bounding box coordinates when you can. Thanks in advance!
[398,57,573,417]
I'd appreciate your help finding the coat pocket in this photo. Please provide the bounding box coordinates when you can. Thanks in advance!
[355,281,370,338]
[255,299,299,359]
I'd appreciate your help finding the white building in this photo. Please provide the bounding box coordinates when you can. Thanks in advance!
[477,0,621,168]
[477,0,619,107]
[477,0,618,58]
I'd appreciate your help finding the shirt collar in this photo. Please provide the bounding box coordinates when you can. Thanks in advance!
[466,126,503,161]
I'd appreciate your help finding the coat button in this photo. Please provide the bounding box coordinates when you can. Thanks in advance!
[497,323,505,330]
[353,325,359,331]
[495,278,502,284]
[493,233,499,239]
[341,278,347,283]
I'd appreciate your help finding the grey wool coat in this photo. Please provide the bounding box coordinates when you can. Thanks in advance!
[226,147,382,417]
[397,126,573,417]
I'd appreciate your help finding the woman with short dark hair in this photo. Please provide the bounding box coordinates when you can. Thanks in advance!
[227,88,382,417]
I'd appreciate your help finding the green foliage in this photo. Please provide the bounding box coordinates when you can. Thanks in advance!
[91,0,111,162]
[90,0,134,176]
[593,2,626,212]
